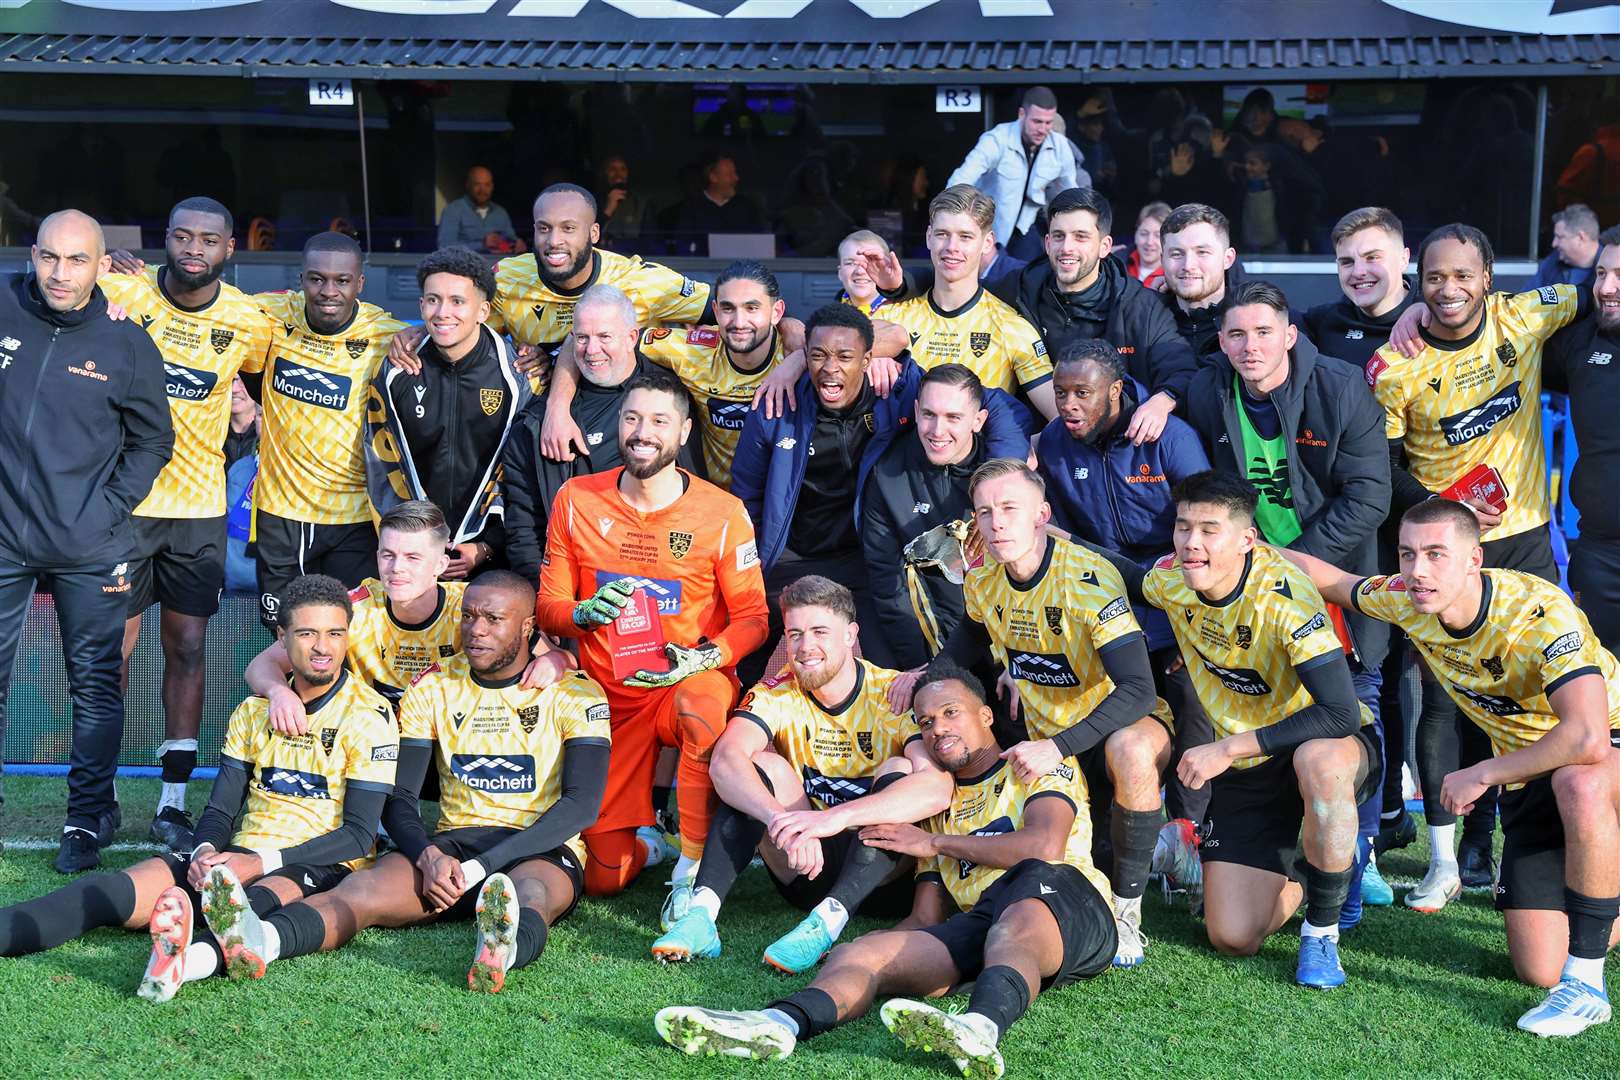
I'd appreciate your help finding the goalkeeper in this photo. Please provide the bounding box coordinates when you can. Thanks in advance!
[537,370,768,930]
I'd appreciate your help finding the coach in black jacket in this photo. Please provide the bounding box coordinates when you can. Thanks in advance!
[0,211,173,872]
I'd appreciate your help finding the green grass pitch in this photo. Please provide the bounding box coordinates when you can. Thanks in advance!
[0,776,1615,1079]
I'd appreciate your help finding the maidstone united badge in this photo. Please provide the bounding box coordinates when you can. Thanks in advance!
[1045,606,1064,635]
[857,731,874,758]
[668,531,694,559]
[320,727,337,753]
[1482,656,1504,678]
[518,705,540,735]
[1496,342,1517,367]
[346,338,369,360]
[970,332,991,358]
[480,388,504,416]
[1235,625,1253,649]
[210,328,235,355]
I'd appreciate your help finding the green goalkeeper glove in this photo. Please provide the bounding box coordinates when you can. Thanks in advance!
[624,641,724,689]
[573,578,637,629]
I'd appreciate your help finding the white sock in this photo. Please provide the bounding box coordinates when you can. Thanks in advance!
[1380,808,1402,822]
[810,896,849,938]
[1429,824,1457,870]
[1301,920,1339,941]
[672,853,698,884]
[182,941,219,983]
[1564,954,1607,993]
[1112,893,1142,918]
[761,1007,799,1036]
[690,885,722,921]
[261,922,282,964]
[158,783,188,815]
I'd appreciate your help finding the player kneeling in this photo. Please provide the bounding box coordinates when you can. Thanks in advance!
[655,664,1115,1079]
[197,570,611,993]
[651,575,953,972]
[0,575,397,1003]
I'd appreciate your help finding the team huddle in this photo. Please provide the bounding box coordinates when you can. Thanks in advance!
[1,166,1619,1079]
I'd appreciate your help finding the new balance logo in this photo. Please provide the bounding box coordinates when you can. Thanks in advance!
[1439,383,1522,446]
[775,437,797,450]
[271,358,352,410]
[163,361,218,402]
[1590,352,1613,366]
[586,431,605,445]
[1073,467,1089,480]
[1344,329,1364,340]
[0,337,18,350]
[450,754,537,793]
[912,502,932,515]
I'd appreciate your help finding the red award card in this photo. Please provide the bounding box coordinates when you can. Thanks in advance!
[606,587,670,681]
[1441,464,1509,514]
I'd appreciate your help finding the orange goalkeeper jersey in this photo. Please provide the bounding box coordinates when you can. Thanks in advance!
[537,468,768,697]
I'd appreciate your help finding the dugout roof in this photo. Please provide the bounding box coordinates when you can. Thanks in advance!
[0,0,1615,83]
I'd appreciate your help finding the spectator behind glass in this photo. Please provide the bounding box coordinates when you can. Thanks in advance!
[1073,90,1121,197]
[1558,95,1620,226]
[437,165,524,255]
[879,156,932,257]
[1236,143,1323,255]
[1127,201,1171,290]
[1536,203,1602,290]
[836,228,893,316]
[223,374,259,469]
[674,151,767,255]
[1276,117,1397,243]
[598,154,648,249]
[776,157,856,258]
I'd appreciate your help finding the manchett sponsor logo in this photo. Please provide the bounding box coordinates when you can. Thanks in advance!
[451,754,537,793]
[272,358,352,410]
[1439,383,1522,446]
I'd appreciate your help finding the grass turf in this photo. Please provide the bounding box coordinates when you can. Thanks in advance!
[0,776,1615,1079]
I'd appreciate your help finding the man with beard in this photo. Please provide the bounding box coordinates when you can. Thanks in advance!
[503,284,703,584]
[651,575,951,972]
[729,305,1031,686]
[363,248,530,581]
[537,369,769,924]
[1158,204,1247,363]
[389,184,711,393]
[198,571,608,995]
[0,574,397,1002]
[101,196,272,855]
[1370,224,1592,912]
[1033,340,1213,843]
[863,188,1195,443]
[247,233,408,627]
[654,664,1116,1078]
[0,210,172,872]
[1546,228,1620,650]
[535,261,792,490]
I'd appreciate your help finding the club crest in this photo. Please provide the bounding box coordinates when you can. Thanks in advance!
[210,327,235,354]
[668,531,694,559]
[319,727,337,753]
[480,387,504,416]
[518,705,540,735]
[970,331,991,358]
[345,338,369,360]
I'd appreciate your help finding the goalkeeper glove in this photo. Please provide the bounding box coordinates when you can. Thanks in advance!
[624,640,724,689]
[573,578,637,629]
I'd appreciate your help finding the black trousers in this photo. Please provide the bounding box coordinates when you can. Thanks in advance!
[738,549,894,689]
[1569,536,1620,653]
[1155,646,1213,826]
[0,552,129,831]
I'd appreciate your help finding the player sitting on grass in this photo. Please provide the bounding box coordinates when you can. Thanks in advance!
[651,574,952,972]
[0,574,397,1005]
[1282,497,1620,1037]
[655,663,1116,1079]
[197,571,611,993]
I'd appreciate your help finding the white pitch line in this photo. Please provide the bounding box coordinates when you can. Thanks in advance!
[0,839,162,853]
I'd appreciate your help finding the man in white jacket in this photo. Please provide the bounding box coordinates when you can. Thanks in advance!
[947,86,1089,262]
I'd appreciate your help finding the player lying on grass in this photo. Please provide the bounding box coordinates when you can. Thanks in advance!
[1088,470,1377,989]
[655,662,1116,1079]
[1282,497,1620,1037]
[197,571,611,993]
[245,499,571,729]
[887,458,1172,970]
[0,574,397,1004]
[651,574,952,972]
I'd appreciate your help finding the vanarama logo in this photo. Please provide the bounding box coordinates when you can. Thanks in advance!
[1126,463,1166,484]
[1295,428,1327,448]
[68,359,109,382]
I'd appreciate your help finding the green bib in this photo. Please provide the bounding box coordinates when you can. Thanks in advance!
[1233,374,1303,546]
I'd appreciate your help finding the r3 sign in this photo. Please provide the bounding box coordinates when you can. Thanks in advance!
[935,86,982,114]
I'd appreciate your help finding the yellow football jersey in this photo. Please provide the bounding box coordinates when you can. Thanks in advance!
[735,658,919,809]
[486,249,711,392]
[919,759,1108,911]
[398,657,611,862]
[1352,569,1620,782]
[99,269,272,519]
[881,287,1051,394]
[345,579,467,708]
[1368,286,1580,539]
[220,671,398,869]
[963,537,1170,739]
[839,293,889,318]
[638,323,781,488]
[253,292,407,524]
[1141,545,1371,770]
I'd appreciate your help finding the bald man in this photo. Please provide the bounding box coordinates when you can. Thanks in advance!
[438,166,523,255]
[0,209,174,872]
